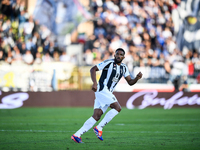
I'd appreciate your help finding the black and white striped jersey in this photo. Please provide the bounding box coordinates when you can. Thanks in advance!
[96,59,130,93]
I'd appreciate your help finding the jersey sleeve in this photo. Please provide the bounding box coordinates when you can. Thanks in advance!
[96,59,113,71]
[123,65,130,77]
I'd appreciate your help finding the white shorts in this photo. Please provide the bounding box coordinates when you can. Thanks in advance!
[94,87,118,113]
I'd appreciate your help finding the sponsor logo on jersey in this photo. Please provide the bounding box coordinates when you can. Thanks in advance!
[112,77,118,82]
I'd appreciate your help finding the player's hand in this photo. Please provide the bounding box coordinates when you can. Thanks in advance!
[136,72,143,79]
[92,83,97,92]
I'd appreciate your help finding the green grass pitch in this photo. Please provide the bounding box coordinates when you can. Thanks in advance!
[0,107,200,150]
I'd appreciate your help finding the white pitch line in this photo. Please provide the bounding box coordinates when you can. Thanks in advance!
[0,129,73,133]
[0,118,199,122]
[0,123,68,125]
[0,129,199,134]
[0,123,198,126]
[131,119,200,121]
[115,123,198,126]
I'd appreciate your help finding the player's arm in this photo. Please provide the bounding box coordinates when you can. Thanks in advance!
[125,72,143,86]
[90,65,99,92]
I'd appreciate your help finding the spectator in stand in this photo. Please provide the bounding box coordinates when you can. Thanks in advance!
[18,10,26,35]
[84,49,94,66]
[53,51,60,62]
[1,0,12,17]
[179,75,189,92]
[25,38,34,51]
[19,42,27,55]
[192,52,200,76]
[42,52,53,62]
[23,50,34,65]
[5,47,13,64]
[93,33,109,51]
[43,36,51,53]
[151,51,160,67]
[172,75,180,91]
[0,0,199,85]
[23,16,34,41]
[33,51,42,64]
[12,45,22,62]
[196,73,200,84]
[94,19,106,38]
[184,51,193,76]
[162,27,172,39]
[40,25,51,40]
[32,20,40,35]
[92,49,102,65]
[2,19,11,32]
[32,32,42,49]
[48,41,55,57]
[0,50,6,61]
[123,51,134,74]
[102,50,112,61]
[11,0,21,21]
[132,52,140,68]
[84,35,95,52]
[59,51,70,62]
[109,35,123,52]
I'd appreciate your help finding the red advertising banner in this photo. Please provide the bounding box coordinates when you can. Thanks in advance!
[0,90,199,109]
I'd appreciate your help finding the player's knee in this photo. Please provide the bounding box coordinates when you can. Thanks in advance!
[110,104,121,112]
[116,107,121,112]
[114,106,121,112]
[92,114,101,121]
[92,109,103,121]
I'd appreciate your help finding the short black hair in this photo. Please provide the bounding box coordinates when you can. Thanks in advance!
[115,48,125,55]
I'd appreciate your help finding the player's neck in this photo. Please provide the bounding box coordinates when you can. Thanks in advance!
[116,62,121,66]
[114,60,122,66]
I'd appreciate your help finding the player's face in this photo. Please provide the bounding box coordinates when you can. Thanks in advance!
[114,50,125,64]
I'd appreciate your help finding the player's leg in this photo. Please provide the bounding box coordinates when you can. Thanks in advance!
[93,102,121,141]
[93,105,108,141]
[73,109,102,137]
[71,109,103,143]
[96,101,121,131]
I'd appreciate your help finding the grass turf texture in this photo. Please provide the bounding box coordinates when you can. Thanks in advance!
[0,107,200,150]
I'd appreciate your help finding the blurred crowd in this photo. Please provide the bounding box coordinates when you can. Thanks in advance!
[84,0,200,84]
[0,0,71,66]
[0,0,200,85]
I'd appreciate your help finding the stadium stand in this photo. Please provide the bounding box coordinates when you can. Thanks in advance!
[0,0,200,91]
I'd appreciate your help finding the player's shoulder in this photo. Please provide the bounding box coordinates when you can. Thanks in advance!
[103,59,114,63]
[121,63,129,72]
[120,62,127,67]
[98,59,114,65]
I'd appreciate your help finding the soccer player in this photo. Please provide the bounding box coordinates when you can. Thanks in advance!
[71,48,143,143]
